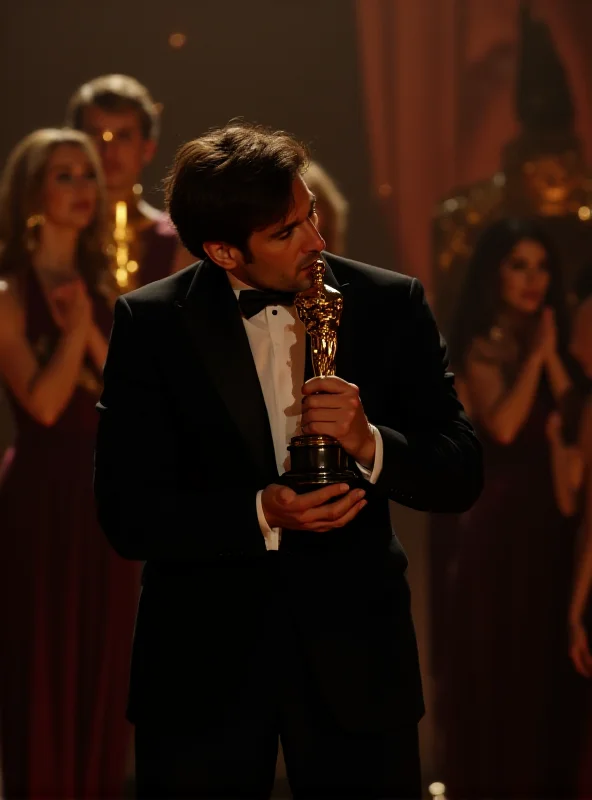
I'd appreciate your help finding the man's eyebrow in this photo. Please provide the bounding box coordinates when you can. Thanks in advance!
[270,220,298,239]
[269,196,317,239]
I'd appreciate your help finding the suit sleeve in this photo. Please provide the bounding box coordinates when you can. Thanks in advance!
[93,296,268,562]
[372,278,483,513]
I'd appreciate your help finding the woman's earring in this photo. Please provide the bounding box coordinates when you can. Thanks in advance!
[24,213,45,252]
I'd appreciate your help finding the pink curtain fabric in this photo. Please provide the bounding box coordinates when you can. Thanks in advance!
[355,0,592,295]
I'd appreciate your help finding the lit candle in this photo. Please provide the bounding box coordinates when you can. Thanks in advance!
[115,201,127,231]
[113,201,129,286]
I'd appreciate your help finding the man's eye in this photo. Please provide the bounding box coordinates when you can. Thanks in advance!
[278,229,293,241]
[56,173,73,183]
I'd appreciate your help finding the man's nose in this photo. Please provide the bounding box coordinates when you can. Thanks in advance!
[305,218,326,252]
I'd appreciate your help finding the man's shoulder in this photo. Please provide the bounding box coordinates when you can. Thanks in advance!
[120,262,199,311]
[324,252,414,294]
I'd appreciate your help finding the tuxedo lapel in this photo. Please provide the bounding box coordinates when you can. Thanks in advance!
[175,260,278,482]
[321,261,356,383]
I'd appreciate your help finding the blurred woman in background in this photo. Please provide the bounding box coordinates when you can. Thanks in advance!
[303,160,349,255]
[0,128,137,799]
[443,217,582,799]
[547,273,592,798]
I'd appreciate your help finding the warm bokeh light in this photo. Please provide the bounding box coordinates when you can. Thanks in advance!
[115,268,129,287]
[127,261,139,274]
[115,201,127,231]
[578,205,591,221]
[169,32,187,49]
[102,131,114,142]
[133,183,143,196]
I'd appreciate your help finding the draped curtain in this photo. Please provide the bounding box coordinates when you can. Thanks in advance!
[355,0,592,296]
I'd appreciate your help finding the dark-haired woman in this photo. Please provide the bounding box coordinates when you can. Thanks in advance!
[442,218,583,799]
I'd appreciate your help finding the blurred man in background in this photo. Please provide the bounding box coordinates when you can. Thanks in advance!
[66,74,192,288]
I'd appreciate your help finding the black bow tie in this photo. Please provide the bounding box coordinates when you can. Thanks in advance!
[238,289,296,319]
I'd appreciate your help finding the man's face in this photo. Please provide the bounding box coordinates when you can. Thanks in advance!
[223,175,327,292]
[80,105,156,196]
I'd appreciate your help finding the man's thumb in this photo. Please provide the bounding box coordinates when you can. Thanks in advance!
[278,486,296,505]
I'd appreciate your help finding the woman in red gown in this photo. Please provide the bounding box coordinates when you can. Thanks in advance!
[0,128,139,798]
[547,279,592,798]
[442,218,584,799]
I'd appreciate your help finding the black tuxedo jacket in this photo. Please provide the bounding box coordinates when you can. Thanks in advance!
[94,253,482,733]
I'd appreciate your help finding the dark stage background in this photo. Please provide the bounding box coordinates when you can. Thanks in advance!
[0,0,394,271]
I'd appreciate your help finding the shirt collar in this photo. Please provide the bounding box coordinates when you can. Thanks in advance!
[227,271,257,298]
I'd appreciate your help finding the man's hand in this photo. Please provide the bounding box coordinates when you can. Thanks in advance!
[301,377,375,467]
[261,482,367,533]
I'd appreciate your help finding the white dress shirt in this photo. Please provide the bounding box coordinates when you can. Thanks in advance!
[228,274,383,550]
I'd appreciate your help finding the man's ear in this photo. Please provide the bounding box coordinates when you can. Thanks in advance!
[203,241,244,271]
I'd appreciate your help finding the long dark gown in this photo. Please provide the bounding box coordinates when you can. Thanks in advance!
[442,383,586,799]
[0,270,140,799]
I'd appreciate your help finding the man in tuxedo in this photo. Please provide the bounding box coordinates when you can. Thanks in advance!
[94,122,482,799]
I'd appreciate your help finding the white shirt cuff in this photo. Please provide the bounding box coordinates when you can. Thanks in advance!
[256,489,281,550]
[355,424,383,484]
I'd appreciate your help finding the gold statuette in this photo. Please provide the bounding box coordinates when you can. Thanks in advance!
[281,258,359,493]
[295,259,343,377]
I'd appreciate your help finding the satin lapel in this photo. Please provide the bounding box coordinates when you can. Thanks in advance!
[174,260,278,482]
[320,263,356,382]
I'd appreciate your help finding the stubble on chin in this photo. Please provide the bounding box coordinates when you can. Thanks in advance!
[292,273,314,293]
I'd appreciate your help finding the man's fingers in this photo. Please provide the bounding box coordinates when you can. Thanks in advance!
[277,486,297,506]
[301,488,366,524]
[303,393,347,409]
[302,407,351,423]
[302,422,341,438]
[302,377,353,395]
[313,499,367,532]
[288,482,350,511]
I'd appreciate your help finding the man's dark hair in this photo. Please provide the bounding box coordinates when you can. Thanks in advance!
[164,122,309,259]
[65,74,159,140]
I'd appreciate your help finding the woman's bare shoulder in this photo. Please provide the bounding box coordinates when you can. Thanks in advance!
[0,276,25,334]
[466,335,505,366]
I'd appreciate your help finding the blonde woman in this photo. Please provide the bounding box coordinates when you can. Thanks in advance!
[0,129,137,799]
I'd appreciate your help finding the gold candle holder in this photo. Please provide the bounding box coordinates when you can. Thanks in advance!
[112,201,139,289]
